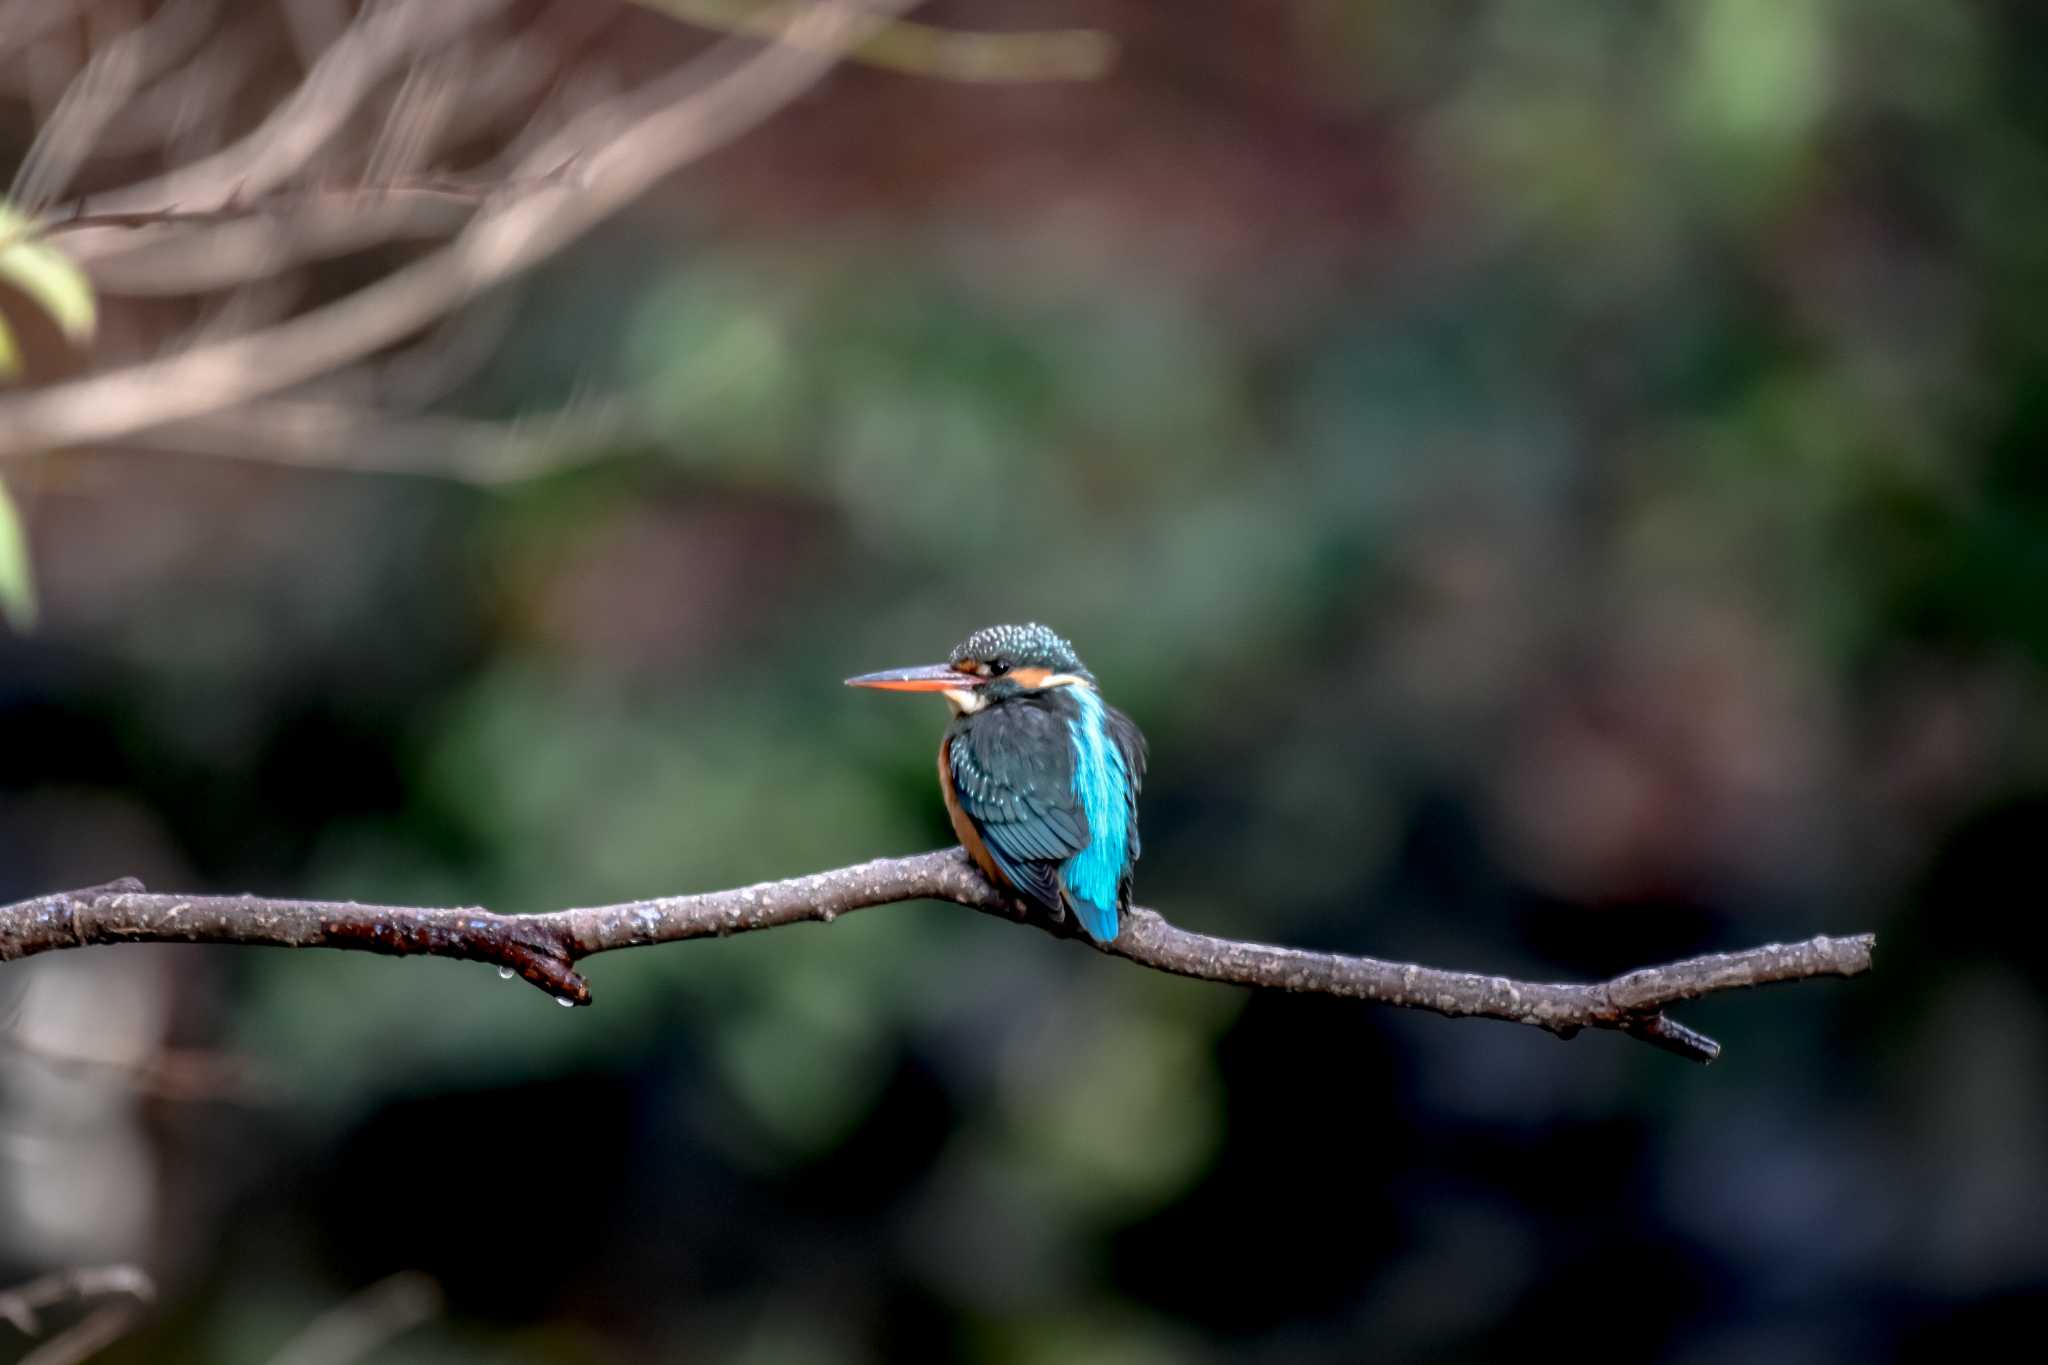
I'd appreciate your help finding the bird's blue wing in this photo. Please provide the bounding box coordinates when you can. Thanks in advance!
[1105,700,1146,864]
[1058,689,1143,941]
[948,703,1088,916]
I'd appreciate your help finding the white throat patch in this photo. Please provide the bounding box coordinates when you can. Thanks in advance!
[943,688,988,715]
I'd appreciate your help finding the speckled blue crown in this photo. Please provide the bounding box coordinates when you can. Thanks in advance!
[950,623,1089,678]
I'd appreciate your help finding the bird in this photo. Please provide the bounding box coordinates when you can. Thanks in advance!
[846,623,1146,943]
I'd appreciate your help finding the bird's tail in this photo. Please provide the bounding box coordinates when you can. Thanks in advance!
[1062,887,1118,943]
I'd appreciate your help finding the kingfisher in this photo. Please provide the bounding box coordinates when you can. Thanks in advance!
[846,623,1146,943]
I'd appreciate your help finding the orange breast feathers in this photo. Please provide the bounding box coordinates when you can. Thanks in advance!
[940,736,1008,890]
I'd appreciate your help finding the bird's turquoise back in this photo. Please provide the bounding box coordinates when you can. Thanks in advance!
[1061,685,1133,940]
[939,675,1145,944]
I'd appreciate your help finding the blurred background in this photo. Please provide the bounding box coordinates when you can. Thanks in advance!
[2,1,2045,1361]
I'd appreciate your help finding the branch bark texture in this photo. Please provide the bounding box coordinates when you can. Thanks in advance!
[0,850,1875,1064]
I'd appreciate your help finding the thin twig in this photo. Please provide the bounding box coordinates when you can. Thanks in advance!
[0,852,1876,1064]
[21,171,578,243]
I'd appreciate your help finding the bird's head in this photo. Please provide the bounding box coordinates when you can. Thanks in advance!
[845,622,1094,715]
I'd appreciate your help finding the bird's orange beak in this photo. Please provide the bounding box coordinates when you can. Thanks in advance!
[844,662,983,692]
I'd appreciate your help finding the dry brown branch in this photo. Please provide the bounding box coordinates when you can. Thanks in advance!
[31,171,573,241]
[53,0,516,242]
[0,853,1877,1064]
[71,190,501,298]
[3,171,576,299]
[35,3,600,287]
[0,0,916,457]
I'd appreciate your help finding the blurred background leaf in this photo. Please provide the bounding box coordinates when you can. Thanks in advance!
[0,476,34,630]
[0,203,95,384]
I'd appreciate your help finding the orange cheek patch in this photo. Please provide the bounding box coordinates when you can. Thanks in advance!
[1009,666,1052,689]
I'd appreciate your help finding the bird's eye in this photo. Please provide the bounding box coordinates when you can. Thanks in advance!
[987,658,1009,675]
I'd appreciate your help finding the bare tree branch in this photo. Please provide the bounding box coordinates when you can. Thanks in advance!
[67,190,497,298]
[0,853,1877,1064]
[30,1,608,285]
[0,0,916,458]
[32,174,555,240]
[51,0,516,237]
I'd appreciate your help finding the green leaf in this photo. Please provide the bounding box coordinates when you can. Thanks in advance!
[0,476,35,631]
[0,202,97,383]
